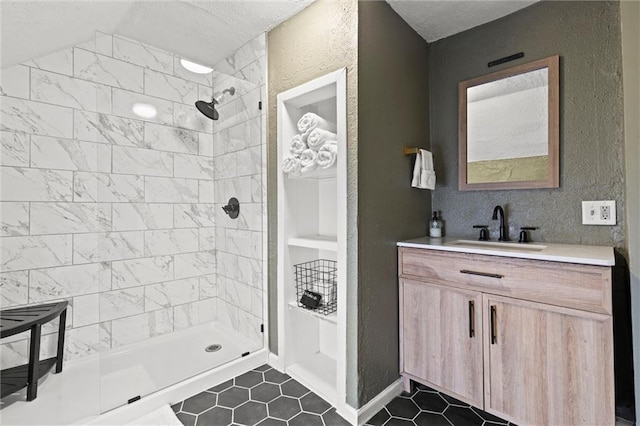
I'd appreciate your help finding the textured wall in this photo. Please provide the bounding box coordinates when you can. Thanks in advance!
[0,32,265,366]
[621,0,640,417]
[357,1,430,406]
[267,0,359,407]
[429,1,625,249]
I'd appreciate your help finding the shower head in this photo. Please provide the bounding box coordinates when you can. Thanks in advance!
[195,99,219,120]
[195,87,236,121]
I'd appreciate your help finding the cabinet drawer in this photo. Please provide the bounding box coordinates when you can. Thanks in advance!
[398,248,611,314]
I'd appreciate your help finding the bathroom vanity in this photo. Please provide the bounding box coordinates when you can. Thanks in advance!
[397,237,615,426]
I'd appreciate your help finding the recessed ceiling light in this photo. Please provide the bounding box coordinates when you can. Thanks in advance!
[180,58,213,74]
[132,103,157,119]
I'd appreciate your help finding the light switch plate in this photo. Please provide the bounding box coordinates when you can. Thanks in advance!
[582,200,616,225]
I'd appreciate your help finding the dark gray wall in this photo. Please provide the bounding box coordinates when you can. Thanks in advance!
[429,1,635,417]
[429,1,625,249]
[357,1,430,406]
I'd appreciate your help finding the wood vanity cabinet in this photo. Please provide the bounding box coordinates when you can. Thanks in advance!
[398,247,615,426]
[401,279,484,407]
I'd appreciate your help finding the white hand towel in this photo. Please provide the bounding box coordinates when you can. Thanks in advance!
[420,149,436,190]
[411,149,436,190]
[316,141,338,169]
[290,134,307,155]
[300,149,318,174]
[282,155,302,176]
[421,170,436,189]
[411,151,422,188]
[306,128,337,151]
[297,112,337,134]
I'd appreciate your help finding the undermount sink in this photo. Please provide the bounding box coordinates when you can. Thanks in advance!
[445,239,547,252]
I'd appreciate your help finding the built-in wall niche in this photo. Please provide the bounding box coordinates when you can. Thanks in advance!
[276,68,348,417]
[280,81,340,180]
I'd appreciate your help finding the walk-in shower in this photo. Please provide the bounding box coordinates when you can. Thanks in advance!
[0,24,266,425]
[195,87,236,120]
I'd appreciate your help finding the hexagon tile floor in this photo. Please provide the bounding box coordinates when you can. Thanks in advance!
[364,382,513,426]
[172,364,512,426]
[171,364,350,426]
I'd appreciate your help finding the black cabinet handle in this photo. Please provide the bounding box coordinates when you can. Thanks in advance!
[490,305,497,344]
[468,300,475,338]
[460,270,503,279]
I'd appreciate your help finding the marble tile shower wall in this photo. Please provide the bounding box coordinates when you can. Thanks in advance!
[0,32,266,368]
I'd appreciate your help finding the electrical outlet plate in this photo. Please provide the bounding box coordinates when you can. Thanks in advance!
[582,200,616,225]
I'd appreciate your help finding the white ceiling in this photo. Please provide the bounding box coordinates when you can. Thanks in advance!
[0,0,314,68]
[386,0,539,42]
[1,0,538,70]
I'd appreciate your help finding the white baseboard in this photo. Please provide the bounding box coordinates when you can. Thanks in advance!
[337,402,358,425]
[81,349,268,425]
[268,351,283,371]
[356,379,404,425]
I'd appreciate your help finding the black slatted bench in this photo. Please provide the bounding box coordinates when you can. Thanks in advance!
[1,301,68,401]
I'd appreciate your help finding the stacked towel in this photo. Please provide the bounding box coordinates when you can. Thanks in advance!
[316,142,338,169]
[290,134,306,155]
[282,156,302,176]
[300,149,318,173]
[297,112,337,135]
[411,149,436,190]
[282,112,338,177]
[307,128,337,151]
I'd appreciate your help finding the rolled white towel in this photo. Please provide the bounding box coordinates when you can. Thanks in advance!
[306,128,337,151]
[300,149,318,174]
[300,149,317,168]
[282,155,302,176]
[316,142,338,169]
[290,134,306,155]
[297,112,336,134]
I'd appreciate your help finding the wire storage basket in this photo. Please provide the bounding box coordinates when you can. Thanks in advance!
[294,259,337,315]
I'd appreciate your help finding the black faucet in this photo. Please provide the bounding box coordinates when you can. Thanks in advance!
[492,205,508,241]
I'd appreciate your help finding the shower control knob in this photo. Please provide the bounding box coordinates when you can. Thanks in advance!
[222,197,240,219]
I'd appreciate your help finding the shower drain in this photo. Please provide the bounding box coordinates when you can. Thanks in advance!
[205,344,222,353]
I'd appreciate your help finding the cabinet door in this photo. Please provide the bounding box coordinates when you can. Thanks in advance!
[484,295,614,426]
[401,279,483,406]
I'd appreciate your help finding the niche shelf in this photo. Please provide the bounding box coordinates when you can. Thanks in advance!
[287,301,338,324]
[288,235,338,252]
[276,68,348,416]
[286,167,337,180]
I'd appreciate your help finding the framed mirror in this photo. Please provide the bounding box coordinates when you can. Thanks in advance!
[458,55,559,190]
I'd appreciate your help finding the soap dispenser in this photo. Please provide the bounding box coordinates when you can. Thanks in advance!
[429,211,443,238]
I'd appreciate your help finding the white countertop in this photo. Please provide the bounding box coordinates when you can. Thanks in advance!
[397,236,615,266]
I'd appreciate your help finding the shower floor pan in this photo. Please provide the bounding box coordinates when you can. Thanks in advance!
[0,321,261,425]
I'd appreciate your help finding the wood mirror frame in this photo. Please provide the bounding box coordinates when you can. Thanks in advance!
[458,55,559,191]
